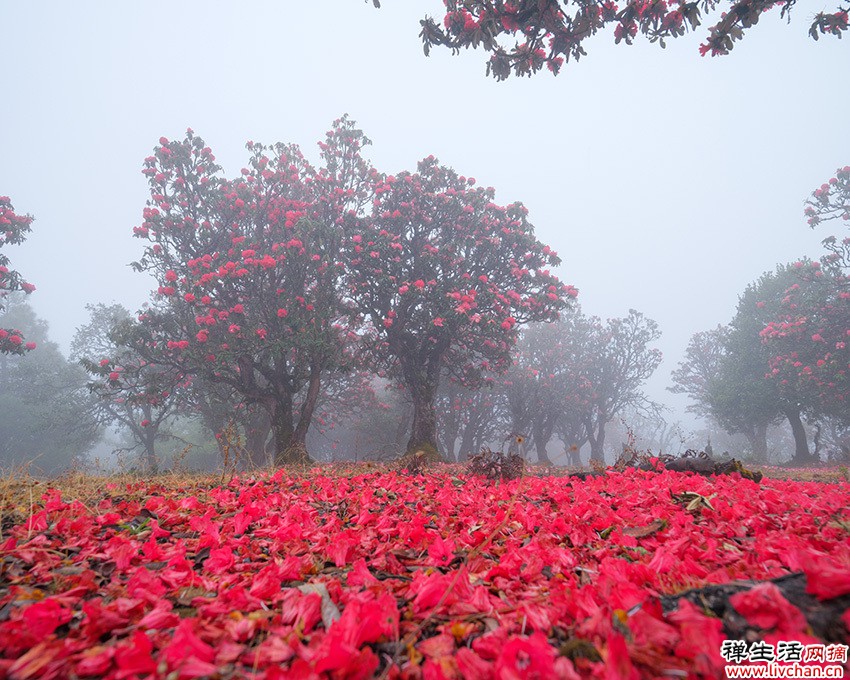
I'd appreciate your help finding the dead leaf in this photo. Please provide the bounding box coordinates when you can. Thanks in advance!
[297,583,341,629]
[622,519,666,538]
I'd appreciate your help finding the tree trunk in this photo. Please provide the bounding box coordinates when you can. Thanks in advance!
[457,423,477,462]
[439,417,460,461]
[143,435,158,474]
[293,362,322,446]
[744,422,769,463]
[532,421,553,466]
[244,408,271,468]
[585,413,607,463]
[268,395,309,466]
[140,404,158,473]
[784,408,814,465]
[407,380,440,455]
[589,429,606,463]
[565,444,582,467]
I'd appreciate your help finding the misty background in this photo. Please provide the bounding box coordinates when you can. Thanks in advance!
[1,2,848,468]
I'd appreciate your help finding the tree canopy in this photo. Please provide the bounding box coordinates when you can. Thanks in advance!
[372,0,848,80]
[125,118,573,462]
[342,153,574,453]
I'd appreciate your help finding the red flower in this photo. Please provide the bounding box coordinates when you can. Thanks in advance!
[115,630,157,676]
[729,583,807,634]
[22,599,73,637]
[495,633,557,679]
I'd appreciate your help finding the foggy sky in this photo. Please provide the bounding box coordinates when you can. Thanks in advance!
[2,2,848,431]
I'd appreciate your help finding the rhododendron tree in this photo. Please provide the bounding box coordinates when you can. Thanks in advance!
[729,263,833,464]
[341,156,575,455]
[760,261,850,431]
[74,304,189,473]
[770,165,850,419]
[388,0,849,79]
[128,121,368,464]
[0,196,36,355]
[805,165,850,237]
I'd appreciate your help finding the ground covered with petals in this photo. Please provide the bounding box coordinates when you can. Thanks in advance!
[0,466,848,679]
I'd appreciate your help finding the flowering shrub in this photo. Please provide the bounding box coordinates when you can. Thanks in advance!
[0,196,36,354]
[1,468,847,677]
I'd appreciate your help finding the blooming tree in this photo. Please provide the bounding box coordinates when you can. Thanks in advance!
[74,304,188,473]
[779,165,850,418]
[760,260,850,432]
[342,156,575,455]
[128,122,366,465]
[388,0,849,79]
[0,196,36,355]
[755,168,850,455]
[805,165,850,236]
[728,263,833,464]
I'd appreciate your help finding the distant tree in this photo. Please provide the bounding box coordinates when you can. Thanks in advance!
[127,120,367,465]
[305,368,387,459]
[502,315,594,465]
[437,378,506,460]
[579,309,662,462]
[0,299,99,473]
[73,303,188,473]
[189,382,272,469]
[670,325,778,460]
[555,408,587,466]
[389,0,848,80]
[0,197,36,355]
[342,155,574,455]
[610,403,682,455]
[669,326,729,419]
